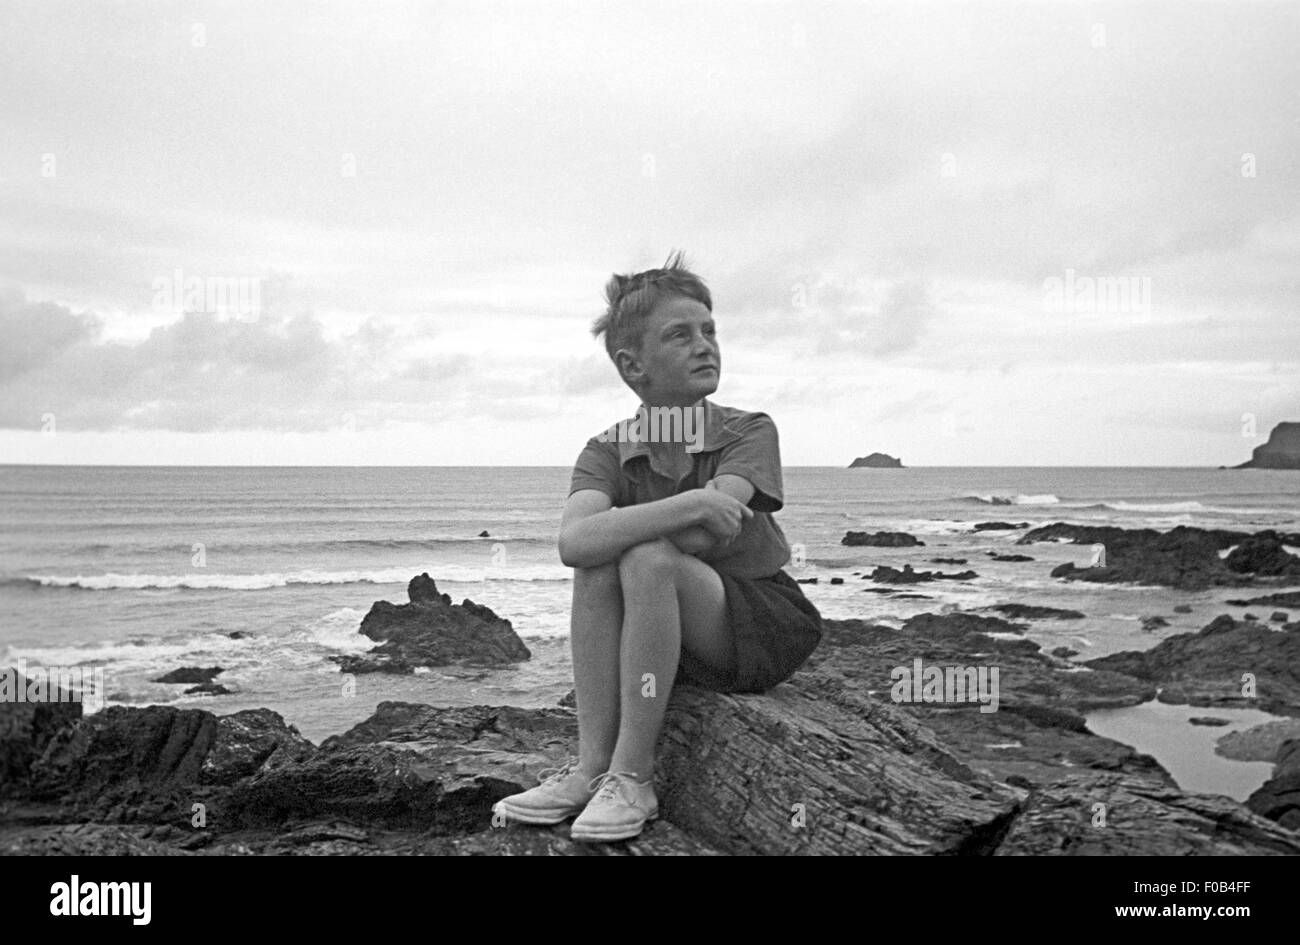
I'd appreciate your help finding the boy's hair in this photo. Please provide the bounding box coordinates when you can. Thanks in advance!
[591,249,712,365]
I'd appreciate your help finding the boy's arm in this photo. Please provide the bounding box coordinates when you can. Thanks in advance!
[559,483,752,569]
[665,475,756,555]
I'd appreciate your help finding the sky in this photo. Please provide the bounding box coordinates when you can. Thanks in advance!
[1,0,1297,466]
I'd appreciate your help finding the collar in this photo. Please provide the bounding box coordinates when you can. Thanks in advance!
[609,398,744,477]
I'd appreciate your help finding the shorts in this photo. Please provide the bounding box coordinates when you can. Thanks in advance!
[675,568,823,694]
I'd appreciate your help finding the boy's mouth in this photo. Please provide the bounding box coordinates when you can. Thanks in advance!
[691,364,718,375]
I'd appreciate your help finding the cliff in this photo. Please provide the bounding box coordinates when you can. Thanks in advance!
[1236,421,1300,470]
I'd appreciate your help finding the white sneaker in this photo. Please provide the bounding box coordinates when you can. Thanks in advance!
[569,771,659,842]
[492,759,596,825]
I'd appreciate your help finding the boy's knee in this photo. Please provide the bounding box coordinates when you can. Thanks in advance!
[618,538,680,583]
[573,561,620,591]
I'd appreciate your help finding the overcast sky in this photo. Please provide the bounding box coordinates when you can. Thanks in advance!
[2,0,1297,466]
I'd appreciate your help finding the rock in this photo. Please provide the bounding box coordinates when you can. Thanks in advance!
[796,577,818,584]
[1050,647,1079,659]
[842,531,924,547]
[1189,717,1232,727]
[1234,421,1300,470]
[848,453,903,468]
[4,615,1298,855]
[0,670,83,798]
[1085,614,1300,715]
[228,631,248,640]
[972,522,1030,531]
[153,667,224,685]
[829,577,844,585]
[1224,533,1300,578]
[333,574,531,674]
[557,690,577,708]
[989,554,1035,562]
[868,564,977,584]
[1226,591,1300,608]
[1273,612,1291,623]
[1247,739,1300,829]
[987,604,1086,621]
[185,682,233,696]
[478,530,490,538]
[1217,720,1300,761]
[1173,604,1193,614]
[930,558,968,565]
[1140,615,1170,632]
[1019,523,1268,591]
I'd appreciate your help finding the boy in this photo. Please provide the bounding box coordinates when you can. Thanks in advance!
[492,251,822,842]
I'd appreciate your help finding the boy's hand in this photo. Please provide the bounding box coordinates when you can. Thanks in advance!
[693,479,753,544]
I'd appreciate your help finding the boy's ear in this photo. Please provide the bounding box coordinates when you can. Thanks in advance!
[615,348,644,387]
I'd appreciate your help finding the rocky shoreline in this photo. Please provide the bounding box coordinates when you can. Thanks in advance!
[1,610,1298,853]
[3,523,1299,855]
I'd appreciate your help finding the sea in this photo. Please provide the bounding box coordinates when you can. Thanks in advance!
[3,464,1299,799]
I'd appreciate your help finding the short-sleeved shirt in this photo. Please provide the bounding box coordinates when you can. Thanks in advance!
[567,398,792,579]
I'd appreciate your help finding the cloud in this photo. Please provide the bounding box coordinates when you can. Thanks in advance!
[0,286,103,383]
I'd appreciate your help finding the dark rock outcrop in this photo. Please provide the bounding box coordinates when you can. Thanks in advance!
[1019,523,1300,591]
[1224,534,1300,577]
[1085,614,1300,716]
[868,564,977,583]
[1226,591,1300,608]
[989,553,1035,562]
[0,673,82,798]
[1234,421,1300,470]
[333,574,531,674]
[842,530,923,547]
[1247,739,1300,829]
[930,557,968,565]
[973,522,1029,531]
[848,453,903,468]
[985,604,1085,621]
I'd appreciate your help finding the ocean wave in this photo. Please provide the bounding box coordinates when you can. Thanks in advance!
[1099,500,1279,515]
[9,564,573,591]
[962,493,1061,506]
[295,607,373,652]
[63,535,546,555]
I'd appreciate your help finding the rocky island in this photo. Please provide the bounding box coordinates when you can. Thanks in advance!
[849,453,903,468]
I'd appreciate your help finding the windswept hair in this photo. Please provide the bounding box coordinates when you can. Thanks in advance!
[591,249,712,364]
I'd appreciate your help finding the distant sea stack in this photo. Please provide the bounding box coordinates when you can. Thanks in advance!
[1235,422,1300,470]
[849,452,903,468]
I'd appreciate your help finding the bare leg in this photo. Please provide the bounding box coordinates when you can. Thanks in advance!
[569,563,622,780]
[608,538,731,780]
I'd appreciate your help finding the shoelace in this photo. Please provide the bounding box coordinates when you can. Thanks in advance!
[587,770,646,804]
[536,758,582,786]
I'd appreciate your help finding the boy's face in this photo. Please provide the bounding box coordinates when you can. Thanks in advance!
[616,295,720,406]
